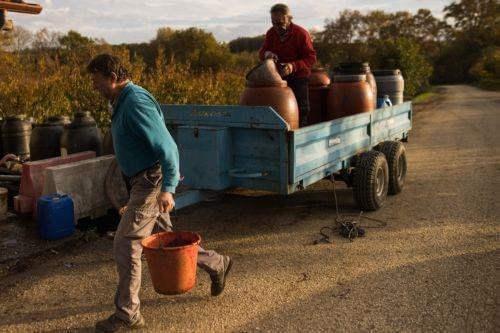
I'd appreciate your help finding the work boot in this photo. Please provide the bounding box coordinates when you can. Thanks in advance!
[210,255,233,296]
[95,313,145,332]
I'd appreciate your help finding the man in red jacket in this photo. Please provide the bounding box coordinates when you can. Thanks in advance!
[259,3,317,127]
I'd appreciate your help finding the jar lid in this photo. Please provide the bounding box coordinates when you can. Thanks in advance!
[245,80,288,88]
[308,68,331,86]
[70,111,96,128]
[333,74,366,82]
[339,62,369,67]
[372,69,401,76]
[74,111,92,118]
[48,115,64,122]
[6,114,26,121]
[35,116,64,127]
[245,59,286,87]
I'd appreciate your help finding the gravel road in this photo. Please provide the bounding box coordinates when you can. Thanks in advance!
[0,85,498,332]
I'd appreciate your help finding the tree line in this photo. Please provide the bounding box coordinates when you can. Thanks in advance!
[0,0,497,126]
[229,0,499,96]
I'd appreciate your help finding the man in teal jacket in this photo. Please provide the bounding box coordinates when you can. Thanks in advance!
[88,54,232,332]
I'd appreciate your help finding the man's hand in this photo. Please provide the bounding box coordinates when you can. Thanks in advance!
[0,154,18,166]
[118,206,127,216]
[279,63,293,77]
[264,51,278,62]
[158,191,175,213]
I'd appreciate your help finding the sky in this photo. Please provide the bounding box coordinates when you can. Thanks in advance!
[10,0,452,44]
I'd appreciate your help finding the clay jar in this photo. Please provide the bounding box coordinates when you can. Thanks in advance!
[1,115,31,158]
[327,74,374,121]
[60,111,103,156]
[240,60,299,130]
[335,62,377,109]
[308,68,331,125]
[245,58,284,86]
[240,81,299,130]
[29,116,66,161]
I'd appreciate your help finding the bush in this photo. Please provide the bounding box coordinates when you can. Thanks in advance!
[372,38,433,98]
[469,46,500,81]
[0,42,248,128]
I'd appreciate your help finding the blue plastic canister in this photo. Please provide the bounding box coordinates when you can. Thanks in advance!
[377,95,392,108]
[37,194,75,240]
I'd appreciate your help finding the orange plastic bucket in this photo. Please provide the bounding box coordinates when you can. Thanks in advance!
[141,231,201,295]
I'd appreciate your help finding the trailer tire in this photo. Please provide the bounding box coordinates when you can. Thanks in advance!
[352,151,389,211]
[375,141,407,194]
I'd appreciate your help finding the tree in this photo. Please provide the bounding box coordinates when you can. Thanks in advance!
[57,30,110,66]
[228,35,264,53]
[444,0,499,47]
[321,10,362,45]
[314,10,371,66]
[379,11,415,40]
[358,10,390,42]
[3,25,32,53]
[469,46,500,81]
[150,27,234,71]
[32,28,60,51]
[373,38,433,97]
[59,30,93,50]
[434,0,500,83]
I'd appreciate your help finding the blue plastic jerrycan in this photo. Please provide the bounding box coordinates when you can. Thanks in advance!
[37,193,75,240]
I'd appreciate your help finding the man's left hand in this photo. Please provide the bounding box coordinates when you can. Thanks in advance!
[279,63,293,77]
[158,192,175,213]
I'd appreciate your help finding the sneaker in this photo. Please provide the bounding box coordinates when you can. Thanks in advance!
[95,313,145,332]
[210,255,233,296]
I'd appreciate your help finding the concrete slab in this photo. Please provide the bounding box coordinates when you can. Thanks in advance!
[43,155,128,220]
[14,151,96,217]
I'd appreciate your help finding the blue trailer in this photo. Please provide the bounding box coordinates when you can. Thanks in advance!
[162,102,412,211]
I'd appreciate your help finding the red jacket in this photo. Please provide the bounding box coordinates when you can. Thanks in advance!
[259,22,317,79]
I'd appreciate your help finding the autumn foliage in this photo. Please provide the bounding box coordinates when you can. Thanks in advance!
[0,0,498,127]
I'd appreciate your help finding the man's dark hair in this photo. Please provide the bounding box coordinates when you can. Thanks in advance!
[87,53,130,81]
[270,3,292,18]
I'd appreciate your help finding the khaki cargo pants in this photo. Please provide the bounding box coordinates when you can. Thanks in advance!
[113,164,224,323]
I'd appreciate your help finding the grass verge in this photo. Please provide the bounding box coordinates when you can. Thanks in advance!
[475,79,500,92]
[412,86,442,105]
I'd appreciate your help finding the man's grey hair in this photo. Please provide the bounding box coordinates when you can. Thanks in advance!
[270,3,293,19]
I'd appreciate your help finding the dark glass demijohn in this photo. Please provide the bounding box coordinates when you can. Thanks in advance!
[60,111,103,156]
[30,116,67,161]
[2,114,31,158]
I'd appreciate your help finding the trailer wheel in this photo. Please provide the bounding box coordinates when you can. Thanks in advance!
[352,151,389,211]
[375,141,407,194]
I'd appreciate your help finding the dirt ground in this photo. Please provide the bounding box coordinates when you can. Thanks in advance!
[0,85,498,332]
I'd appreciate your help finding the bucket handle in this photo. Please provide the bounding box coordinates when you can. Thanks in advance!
[153,209,178,250]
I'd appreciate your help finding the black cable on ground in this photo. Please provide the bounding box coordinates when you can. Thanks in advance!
[313,179,388,244]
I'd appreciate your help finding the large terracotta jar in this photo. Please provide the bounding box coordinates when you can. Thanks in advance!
[240,81,299,130]
[308,68,331,125]
[241,60,300,130]
[326,74,374,121]
[334,62,377,109]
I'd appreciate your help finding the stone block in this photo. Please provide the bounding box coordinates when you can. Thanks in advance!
[42,155,128,220]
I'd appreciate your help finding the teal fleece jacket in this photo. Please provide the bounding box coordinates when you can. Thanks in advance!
[111,82,179,193]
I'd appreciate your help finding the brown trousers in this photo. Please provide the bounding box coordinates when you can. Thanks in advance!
[113,164,224,323]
